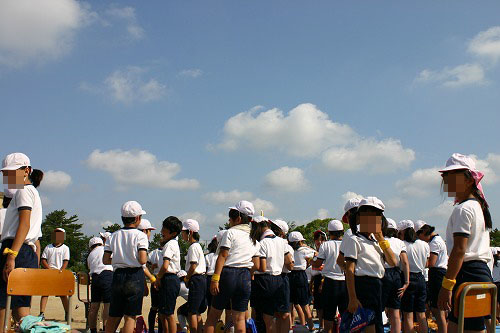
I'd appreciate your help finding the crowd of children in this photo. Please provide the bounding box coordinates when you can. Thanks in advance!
[0,151,498,333]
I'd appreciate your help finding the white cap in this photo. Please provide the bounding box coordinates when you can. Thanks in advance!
[272,219,289,234]
[229,200,255,216]
[3,188,17,198]
[386,218,398,230]
[138,218,156,231]
[253,216,268,223]
[182,219,200,232]
[439,153,476,173]
[89,237,103,248]
[398,219,414,230]
[177,270,187,278]
[121,201,146,218]
[358,196,385,211]
[1,153,30,171]
[99,231,111,239]
[344,197,362,213]
[414,220,427,232]
[491,247,498,255]
[216,230,226,243]
[328,219,344,232]
[288,231,305,242]
[54,228,66,233]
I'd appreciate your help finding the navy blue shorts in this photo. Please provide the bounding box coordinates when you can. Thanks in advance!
[312,275,323,310]
[212,267,251,312]
[158,273,180,316]
[322,277,347,320]
[428,267,446,309]
[150,282,160,308]
[0,240,38,309]
[401,272,426,313]
[449,260,493,331]
[355,276,383,333]
[187,274,207,314]
[91,270,113,303]
[253,274,284,316]
[109,267,145,317]
[276,273,290,313]
[289,270,310,306]
[382,267,402,310]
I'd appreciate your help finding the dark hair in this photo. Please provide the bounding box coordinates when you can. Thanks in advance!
[349,206,388,235]
[289,241,300,250]
[250,221,266,244]
[270,222,282,237]
[207,238,218,253]
[162,216,182,235]
[314,230,327,241]
[383,228,398,238]
[228,209,251,225]
[30,169,44,188]
[2,197,12,209]
[191,231,200,242]
[121,216,136,225]
[402,228,417,243]
[328,230,344,239]
[417,224,435,237]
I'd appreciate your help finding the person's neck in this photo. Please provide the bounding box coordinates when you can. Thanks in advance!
[53,243,62,247]
[456,191,474,203]
[189,239,197,244]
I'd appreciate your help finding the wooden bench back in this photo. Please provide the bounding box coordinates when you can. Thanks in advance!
[7,268,74,297]
[453,282,495,318]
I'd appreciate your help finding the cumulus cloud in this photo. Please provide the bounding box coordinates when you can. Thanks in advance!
[264,167,308,192]
[317,208,329,219]
[86,149,199,190]
[341,191,364,202]
[212,103,414,173]
[396,167,441,197]
[415,63,486,88]
[468,26,500,62]
[106,7,144,40]
[103,66,166,104]
[423,200,455,220]
[178,69,203,78]
[203,190,276,215]
[179,212,207,224]
[0,0,94,68]
[39,170,72,191]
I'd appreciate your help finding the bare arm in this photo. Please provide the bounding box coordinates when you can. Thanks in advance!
[102,252,112,265]
[61,260,69,270]
[345,260,361,313]
[251,256,260,274]
[398,252,410,298]
[284,253,294,271]
[186,262,198,282]
[336,252,346,271]
[210,248,229,296]
[258,258,266,273]
[311,258,324,269]
[40,258,50,269]
[138,249,147,265]
[444,236,467,281]
[428,253,438,268]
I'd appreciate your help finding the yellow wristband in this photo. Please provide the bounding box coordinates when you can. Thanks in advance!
[378,240,390,251]
[3,248,18,258]
[211,274,220,282]
[442,278,456,291]
[150,276,156,283]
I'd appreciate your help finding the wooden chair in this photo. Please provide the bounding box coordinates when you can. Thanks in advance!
[77,272,91,330]
[3,268,74,332]
[454,282,497,333]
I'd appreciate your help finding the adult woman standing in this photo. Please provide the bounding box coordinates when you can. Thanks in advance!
[437,153,493,332]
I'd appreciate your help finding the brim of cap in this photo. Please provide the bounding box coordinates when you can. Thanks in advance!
[438,165,468,173]
[359,203,384,212]
[182,226,188,230]
[228,206,237,210]
[141,210,147,215]
[147,227,156,230]
[328,227,343,232]
[1,165,27,171]
[54,228,65,233]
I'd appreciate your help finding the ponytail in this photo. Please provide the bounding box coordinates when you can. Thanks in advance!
[30,169,44,188]
[250,221,264,245]
[465,170,492,229]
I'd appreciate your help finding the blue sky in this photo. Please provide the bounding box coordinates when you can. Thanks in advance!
[2,1,500,240]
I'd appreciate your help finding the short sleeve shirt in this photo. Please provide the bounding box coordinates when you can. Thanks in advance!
[343,233,385,279]
[41,243,70,269]
[104,228,149,269]
[185,242,206,274]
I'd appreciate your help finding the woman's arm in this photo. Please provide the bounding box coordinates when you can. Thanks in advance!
[428,253,438,268]
[345,260,361,313]
[284,253,294,271]
[210,248,229,296]
[437,235,467,311]
[398,252,410,298]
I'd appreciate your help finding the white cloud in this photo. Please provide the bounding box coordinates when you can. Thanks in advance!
[341,191,364,202]
[179,69,203,78]
[468,26,500,62]
[423,200,455,220]
[103,66,166,104]
[86,149,199,190]
[40,195,51,206]
[317,208,328,219]
[264,167,308,192]
[415,63,486,88]
[179,212,207,224]
[253,198,276,215]
[213,103,414,173]
[0,0,93,68]
[396,167,441,197]
[203,190,253,205]
[322,138,415,173]
[39,170,72,191]
[106,7,144,40]
[385,197,407,210]
[101,220,114,228]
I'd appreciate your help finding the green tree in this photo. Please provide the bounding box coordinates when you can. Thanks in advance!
[103,223,121,233]
[41,210,90,272]
[490,229,500,246]
[290,218,348,247]
[150,232,163,250]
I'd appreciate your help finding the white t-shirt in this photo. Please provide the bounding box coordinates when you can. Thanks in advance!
[87,246,113,274]
[185,242,206,274]
[429,235,448,269]
[258,235,288,275]
[293,246,316,270]
[219,227,260,269]
[317,239,344,280]
[148,249,163,275]
[1,185,42,245]
[339,228,354,255]
[0,208,6,237]
[343,233,385,279]
[384,237,406,269]
[404,240,430,274]
[179,281,189,301]
[41,243,70,269]
[446,199,491,263]
[492,261,500,283]
[104,228,149,269]
[205,253,218,275]
[282,242,294,273]
[162,238,181,274]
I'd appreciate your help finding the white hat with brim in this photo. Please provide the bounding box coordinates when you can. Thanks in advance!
[138,219,156,231]
[121,201,146,218]
[182,219,200,232]
[1,153,31,171]
[358,197,385,212]
[288,231,305,242]
[328,220,344,232]
[89,237,103,248]
[228,200,255,216]
[439,153,476,173]
[54,228,66,233]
